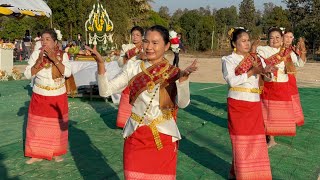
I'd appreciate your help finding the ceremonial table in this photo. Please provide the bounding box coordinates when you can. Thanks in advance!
[70,60,122,103]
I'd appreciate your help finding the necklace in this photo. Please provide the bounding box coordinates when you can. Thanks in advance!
[140,59,170,93]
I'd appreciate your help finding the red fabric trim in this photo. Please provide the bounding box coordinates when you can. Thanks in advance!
[124,126,177,178]
[230,135,272,180]
[288,74,298,95]
[287,75,304,126]
[292,94,304,126]
[129,62,179,105]
[29,93,68,118]
[227,98,265,135]
[25,93,68,160]
[262,99,296,136]
[116,90,132,128]
[261,81,291,101]
[235,54,262,76]
[124,170,175,180]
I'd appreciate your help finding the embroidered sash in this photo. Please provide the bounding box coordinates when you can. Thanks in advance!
[128,61,180,105]
[234,53,262,76]
[126,45,142,60]
[264,47,292,66]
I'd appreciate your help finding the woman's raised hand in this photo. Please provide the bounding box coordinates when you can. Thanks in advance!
[179,59,198,82]
[43,46,57,61]
[85,45,104,64]
[251,38,261,53]
[296,37,306,52]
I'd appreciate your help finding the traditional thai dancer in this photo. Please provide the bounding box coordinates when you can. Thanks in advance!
[115,26,145,128]
[283,29,307,126]
[257,27,306,147]
[222,27,273,180]
[87,25,197,179]
[24,29,73,164]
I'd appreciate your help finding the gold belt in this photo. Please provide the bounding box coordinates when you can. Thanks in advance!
[35,83,65,91]
[229,87,263,94]
[131,111,173,150]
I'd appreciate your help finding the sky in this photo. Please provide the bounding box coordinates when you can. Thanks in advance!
[151,0,286,13]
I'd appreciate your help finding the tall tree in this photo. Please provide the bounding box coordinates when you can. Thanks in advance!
[261,6,291,33]
[238,0,258,37]
[286,0,320,49]
[214,6,238,35]
[158,6,170,20]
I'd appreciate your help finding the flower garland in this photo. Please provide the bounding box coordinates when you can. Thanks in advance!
[169,30,180,53]
[0,70,9,81]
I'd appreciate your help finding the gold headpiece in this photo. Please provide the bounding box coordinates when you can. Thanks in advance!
[228,28,235,40]
[228,27,248,40]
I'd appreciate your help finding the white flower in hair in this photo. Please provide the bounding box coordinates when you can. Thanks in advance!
[54,28,63,41]
[235,27,249,32]
[279,27,285,34]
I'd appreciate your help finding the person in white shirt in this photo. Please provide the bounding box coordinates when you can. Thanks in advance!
[24,29,72,164]
[86,25,197,179]
[115,26,145,128]
[222,27,273,180]
[257,27,306,148]
[283,29,307,127]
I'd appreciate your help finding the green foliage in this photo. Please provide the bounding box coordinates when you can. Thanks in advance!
[214,6,238,35]
[261,5,291,34]
[285,0,320,49]
[146,11,169,28]
[238,0,261,38]
[179,10,215,51]
[0,16,49,41]
[1,0,320,52]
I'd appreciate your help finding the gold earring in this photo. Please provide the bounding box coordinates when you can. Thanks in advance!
[233,48,236,52]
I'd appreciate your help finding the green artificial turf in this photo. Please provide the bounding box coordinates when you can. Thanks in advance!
[0,80,319,179]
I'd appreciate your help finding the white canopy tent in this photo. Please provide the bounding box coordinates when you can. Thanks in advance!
[0,0,51,17]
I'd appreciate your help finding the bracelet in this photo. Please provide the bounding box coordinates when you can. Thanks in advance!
[55,61,60,65]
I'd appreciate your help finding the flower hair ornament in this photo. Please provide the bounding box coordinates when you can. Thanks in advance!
[228,27,248,40]
[279,27,285,34]
[54,28,63,41]
[169,30,180,53]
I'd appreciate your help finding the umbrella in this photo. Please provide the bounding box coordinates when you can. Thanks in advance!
[0,0,51,17]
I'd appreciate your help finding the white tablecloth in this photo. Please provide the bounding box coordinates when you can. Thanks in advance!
[0,48,13,75]
[70,60,122,104]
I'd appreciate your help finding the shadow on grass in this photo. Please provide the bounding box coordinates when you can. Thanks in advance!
[17,100,30,153]
[23,84,33,97]
[69,120,120,180]
[191,94,227,112]
[80,97,119,130]
[179,136,230,178]
[184,104,227,129]
[0,153,19,180]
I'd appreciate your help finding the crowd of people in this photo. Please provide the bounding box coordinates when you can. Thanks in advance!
[22,24,306,180]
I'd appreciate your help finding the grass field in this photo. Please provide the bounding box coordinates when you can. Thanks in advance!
[0,80,319,179]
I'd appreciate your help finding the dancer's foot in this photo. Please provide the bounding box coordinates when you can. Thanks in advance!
[53,156,64,162]
[267,141,277,148]
[25,158,43,164]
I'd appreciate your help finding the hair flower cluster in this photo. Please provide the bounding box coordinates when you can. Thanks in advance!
[54,28,63,41]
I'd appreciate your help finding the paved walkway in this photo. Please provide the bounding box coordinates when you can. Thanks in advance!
[0,80,319,179]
